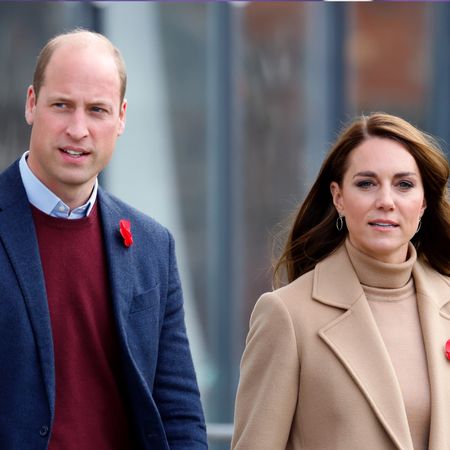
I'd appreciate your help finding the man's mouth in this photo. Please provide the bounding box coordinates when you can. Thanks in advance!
[60,148,89,158]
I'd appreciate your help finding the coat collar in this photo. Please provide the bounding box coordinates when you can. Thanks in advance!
[413,262,450,449]
[312,244,364,309]
[314,244,450,450]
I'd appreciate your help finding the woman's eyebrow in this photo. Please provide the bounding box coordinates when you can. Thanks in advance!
[353,171,376,178]
[352,171,417,179]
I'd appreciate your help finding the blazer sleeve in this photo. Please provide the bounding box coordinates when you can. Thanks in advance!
[232,292,300,449]
[152,231,207,449]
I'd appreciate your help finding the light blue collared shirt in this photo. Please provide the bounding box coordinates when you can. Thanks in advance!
[19,151,98,219]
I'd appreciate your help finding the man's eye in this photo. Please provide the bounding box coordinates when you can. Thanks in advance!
[53,103,66,109]
[91,106,106,113]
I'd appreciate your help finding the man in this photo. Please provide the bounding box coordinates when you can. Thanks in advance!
[0,29,207,449]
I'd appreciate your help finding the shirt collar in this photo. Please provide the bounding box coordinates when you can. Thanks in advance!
[19,151,98,219]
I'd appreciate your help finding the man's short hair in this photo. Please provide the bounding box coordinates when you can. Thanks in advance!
[32,28,127,103]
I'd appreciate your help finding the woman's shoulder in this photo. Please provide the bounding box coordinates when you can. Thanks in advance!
[260,264,315,303]
[255,266,322,323]
[251,250,351,340]
[270,244,350,300]
[256,244,359,320]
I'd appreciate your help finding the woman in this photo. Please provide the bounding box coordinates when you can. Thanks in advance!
[231,113,450,450]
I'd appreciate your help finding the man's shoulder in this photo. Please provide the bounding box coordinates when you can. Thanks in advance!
[0,159,26,206]
[0,158,21,184]
[97,187,171,243]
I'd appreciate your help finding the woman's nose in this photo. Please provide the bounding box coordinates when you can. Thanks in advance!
[375,186,395,210]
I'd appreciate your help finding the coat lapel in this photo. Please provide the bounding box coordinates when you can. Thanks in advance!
[413,262,450,450]
[315,245,414,450]
[0,162,55,413]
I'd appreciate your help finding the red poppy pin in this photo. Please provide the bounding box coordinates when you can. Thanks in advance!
[446,339,450,361]
[119,219,133,247]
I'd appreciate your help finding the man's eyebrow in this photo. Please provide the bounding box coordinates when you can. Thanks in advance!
[47,95,72,102]
[47,96,113,108]
[89,99,113,106]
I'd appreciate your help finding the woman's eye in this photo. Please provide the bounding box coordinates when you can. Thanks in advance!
[398,181,414,189]
[356,180,374,188]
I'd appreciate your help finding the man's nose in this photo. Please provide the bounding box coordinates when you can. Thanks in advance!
[65,110,89,140]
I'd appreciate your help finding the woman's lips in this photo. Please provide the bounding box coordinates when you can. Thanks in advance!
[368,220,399,228]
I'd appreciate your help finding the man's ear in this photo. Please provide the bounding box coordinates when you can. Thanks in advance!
[117,99,127,136]
[25,85,37,125]
[330,181,344,213]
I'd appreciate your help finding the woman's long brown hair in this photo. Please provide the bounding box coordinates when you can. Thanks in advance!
[274,113,450,287]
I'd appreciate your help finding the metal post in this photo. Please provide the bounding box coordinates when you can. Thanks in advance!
[427,3,450,157]
[206,1,235,431]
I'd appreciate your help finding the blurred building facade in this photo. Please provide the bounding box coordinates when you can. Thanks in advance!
[0,2,449,448]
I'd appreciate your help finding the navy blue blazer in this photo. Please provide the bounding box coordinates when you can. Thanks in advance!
[0,161,207,450]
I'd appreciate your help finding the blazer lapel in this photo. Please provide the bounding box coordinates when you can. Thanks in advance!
[413,262,450,450]
[0,162,55,413]
[315,245,414,450]
[97,188,134,328]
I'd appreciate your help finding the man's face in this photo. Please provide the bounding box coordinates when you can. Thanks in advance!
[25,42,127,207]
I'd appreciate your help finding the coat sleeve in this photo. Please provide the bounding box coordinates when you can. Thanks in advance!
[152,231,207,449]
[232,292,300,449]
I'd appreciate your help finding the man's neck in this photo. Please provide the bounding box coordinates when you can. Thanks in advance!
[19,152,98,218]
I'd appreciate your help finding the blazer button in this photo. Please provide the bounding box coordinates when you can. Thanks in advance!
[39,425,49,437]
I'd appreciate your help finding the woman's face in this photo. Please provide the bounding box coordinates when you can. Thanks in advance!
[330,137,426,264]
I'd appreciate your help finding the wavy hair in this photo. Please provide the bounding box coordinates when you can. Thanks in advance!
[274,112,450,286]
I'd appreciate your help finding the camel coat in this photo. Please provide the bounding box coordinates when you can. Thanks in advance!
[232,244,450,450]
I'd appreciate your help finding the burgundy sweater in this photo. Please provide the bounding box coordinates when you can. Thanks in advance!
[31,203,135,449]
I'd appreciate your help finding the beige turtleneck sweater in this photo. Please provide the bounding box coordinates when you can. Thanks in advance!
[345,239,431,450]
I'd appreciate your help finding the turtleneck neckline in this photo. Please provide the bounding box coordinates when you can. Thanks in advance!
[345,238,416,289]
